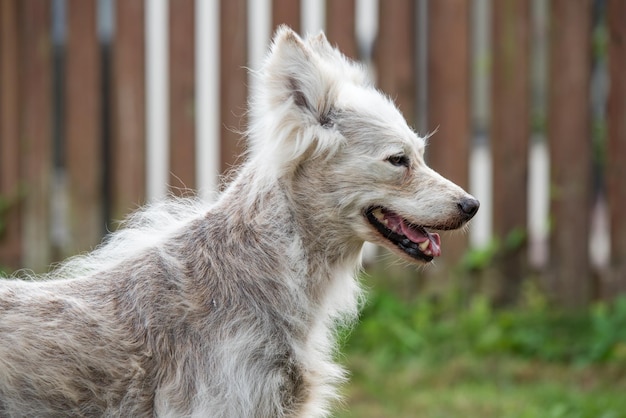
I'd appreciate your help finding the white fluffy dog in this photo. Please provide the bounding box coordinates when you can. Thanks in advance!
[0,27,478,417]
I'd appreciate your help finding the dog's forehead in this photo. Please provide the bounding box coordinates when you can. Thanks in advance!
[338,84,424,151]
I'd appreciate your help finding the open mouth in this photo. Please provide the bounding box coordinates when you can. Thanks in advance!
[365,207,441,262]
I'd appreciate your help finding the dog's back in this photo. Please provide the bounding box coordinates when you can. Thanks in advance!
[0,275,157,415]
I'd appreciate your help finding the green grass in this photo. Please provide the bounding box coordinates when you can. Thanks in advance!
[333,280,626,418]
[337,355,626,418]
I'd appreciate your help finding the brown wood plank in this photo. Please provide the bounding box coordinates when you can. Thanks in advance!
[272,0,300,34]
[65,0,103,255]
[111,0,146,221]
[220,0,247,173]
[19,0,53,271]
[605,0,626,296]
[0,0,22,270]
[491,0,531,304]
[374,0,417,127]
[548,0,592,307]
[326,0,357,59]
[169,0,196,194]
[426,0,470,269]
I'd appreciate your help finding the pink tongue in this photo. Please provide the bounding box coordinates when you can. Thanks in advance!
[384,211,442,256]
[402,223,441,257]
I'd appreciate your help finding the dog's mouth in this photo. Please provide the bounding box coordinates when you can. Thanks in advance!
[365,207,441,262]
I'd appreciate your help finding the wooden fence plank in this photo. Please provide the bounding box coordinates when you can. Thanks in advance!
[548,0,592,307]
[606,0,626,295]
[65,0,103,256]
[491,0,530,303]
[111,0,146,221]
[426,0,471,270]
[491,0,530,304]
[374,0,417,127]
[0,0,22,270]
[19,0,53,271]
[272,0,300,34]
[220,0,247,173]
[326,0,357,59]
[169,0,196,193]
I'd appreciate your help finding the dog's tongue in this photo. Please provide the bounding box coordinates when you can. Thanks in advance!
[383,211,441,256]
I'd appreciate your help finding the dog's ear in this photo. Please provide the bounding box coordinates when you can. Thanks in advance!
[246,26,343,179]
[262,26,335,125]
[306,31,341,63]
[306,31,332,56]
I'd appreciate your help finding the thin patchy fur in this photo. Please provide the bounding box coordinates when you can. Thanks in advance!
[0,27,478,417]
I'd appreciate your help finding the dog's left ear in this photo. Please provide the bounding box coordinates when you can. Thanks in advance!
[263,26,335,126]
[247,27,341,177]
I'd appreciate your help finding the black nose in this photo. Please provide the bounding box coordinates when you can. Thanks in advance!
[458,197,480,219]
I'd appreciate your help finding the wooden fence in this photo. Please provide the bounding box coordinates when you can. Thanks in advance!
[0,0,624,307]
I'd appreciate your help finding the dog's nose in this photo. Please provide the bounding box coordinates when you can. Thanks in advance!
[458,197,480,220]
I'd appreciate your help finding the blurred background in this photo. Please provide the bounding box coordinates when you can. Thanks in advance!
[1,0,625,416]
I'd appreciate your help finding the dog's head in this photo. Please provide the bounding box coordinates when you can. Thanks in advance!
[248,27,479,263]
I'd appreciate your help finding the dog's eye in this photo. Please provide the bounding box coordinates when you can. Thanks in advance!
[387,155,410,168]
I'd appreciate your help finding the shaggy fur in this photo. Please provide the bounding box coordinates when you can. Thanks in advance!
[0,27,478,417]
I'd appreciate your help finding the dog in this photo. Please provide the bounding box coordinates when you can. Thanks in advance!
[0,26,478,417]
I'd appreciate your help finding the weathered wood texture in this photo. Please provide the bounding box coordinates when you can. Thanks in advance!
[219,0,247,173]
[0,0,22,270]
[272,0,300,34]
[491,0,531,304]
[65,0,103,256]
[375,0,417,127]
[111,0,146,221]
[605,0,626,295]
[326,0,357,59]
[169,0,196,194]
[548,0,592,307]
[169,0,196,193]
[18,0,54,271]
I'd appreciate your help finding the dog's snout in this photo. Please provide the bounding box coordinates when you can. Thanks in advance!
[458,197,480,220]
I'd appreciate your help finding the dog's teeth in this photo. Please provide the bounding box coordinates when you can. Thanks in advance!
[372,209,390,227]
[418,240,429,251]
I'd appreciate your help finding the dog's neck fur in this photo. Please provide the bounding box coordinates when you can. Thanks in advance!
[208,163,363,327]
[162,163,363,415]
